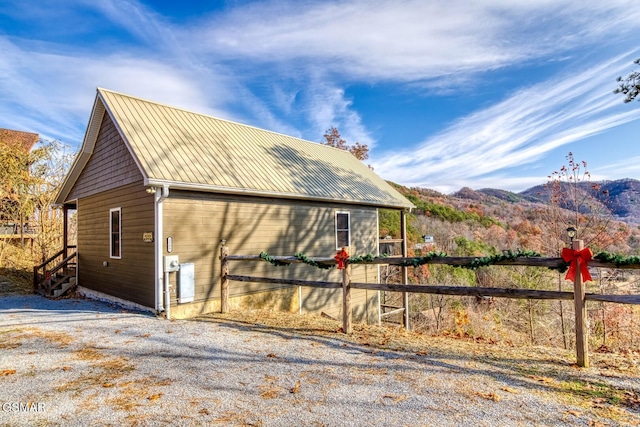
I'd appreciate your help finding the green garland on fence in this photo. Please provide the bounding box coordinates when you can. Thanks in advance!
[259,252,290,267]
[260,249,640,272]
[294,252,335,269]
[462,249,542,270]
[397,251,448,267]
[594,252,640,267]
[348,253,386,263]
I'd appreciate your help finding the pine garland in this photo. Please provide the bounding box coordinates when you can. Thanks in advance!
[594,252,640,267]
[347,253,385,263]
[258,249,640,272]
[259,252,289,267]
[294,253,334,269]
[397,251,448,267]
[462,249,542,270]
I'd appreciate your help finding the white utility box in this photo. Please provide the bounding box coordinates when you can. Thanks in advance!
[178,263,195,303]
[164,255,180,272]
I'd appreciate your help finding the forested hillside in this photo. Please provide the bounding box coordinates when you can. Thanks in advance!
[382,180,640,256]
[380,181,640,351]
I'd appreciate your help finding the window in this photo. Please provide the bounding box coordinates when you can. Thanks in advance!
[110,208,121,259]
[335,211,350,249]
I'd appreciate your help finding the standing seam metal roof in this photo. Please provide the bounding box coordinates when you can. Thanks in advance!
[59,88,414,209]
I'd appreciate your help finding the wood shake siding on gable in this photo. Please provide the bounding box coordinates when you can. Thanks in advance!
[77,182,155,307]
[68,114,143,201]
[163,191,379,322]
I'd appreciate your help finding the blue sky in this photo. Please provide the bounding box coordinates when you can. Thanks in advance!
[1,0,639,193]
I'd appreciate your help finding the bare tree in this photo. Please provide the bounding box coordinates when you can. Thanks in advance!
[322,127,369,161]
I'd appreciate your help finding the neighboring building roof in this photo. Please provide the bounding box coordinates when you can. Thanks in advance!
[0,128,39,152]
[57,88,414,209]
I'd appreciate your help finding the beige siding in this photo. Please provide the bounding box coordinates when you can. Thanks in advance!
[163,191,379,322]
[77,182,155,307]
[68,114,143,201]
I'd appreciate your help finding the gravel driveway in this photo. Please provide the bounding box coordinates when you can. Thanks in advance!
[0,294,636,426]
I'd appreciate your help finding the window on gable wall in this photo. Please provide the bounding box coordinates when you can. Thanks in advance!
[110,207,121,259]
[335,211,350,249]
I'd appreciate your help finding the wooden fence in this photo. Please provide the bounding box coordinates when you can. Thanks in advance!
[220,241,640,368]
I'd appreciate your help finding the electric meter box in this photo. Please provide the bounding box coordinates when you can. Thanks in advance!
[164,255,180,272]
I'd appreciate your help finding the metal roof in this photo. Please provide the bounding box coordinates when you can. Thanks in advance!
[57,88,414,209]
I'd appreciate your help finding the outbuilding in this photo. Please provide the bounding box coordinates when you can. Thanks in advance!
[54,88,413,321]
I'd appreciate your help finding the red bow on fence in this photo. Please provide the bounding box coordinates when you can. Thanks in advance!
[561,247,593,282]
[335,248,349,270]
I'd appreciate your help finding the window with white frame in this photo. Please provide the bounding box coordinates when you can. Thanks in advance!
[110,207,121,259]
[335,211,350,249]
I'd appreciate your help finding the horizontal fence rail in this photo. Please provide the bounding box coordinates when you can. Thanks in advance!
[226,275,640,304]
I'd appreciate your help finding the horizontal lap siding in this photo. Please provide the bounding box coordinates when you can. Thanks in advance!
[164,191,379,321]
[77,182,155,307]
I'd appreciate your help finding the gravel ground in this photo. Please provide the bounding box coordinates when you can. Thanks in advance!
[0,294,637,427]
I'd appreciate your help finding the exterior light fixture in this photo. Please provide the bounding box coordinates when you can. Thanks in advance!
[566,226,577,243]
[146,187,156,194]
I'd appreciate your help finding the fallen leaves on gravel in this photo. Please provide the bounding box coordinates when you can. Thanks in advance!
[259,374,283,399]
[476,391,501,402]
[382,394,407,404]
[527,375,555,384]
[500,386,520,394]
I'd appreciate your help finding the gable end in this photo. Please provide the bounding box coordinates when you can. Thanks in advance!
[67,113,144,200]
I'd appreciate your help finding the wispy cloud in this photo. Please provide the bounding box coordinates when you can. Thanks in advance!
[371,53,640,192]
[197,0,640,82]
[593,156,640,179]
[0,36,235,141]
[187,0,640,151]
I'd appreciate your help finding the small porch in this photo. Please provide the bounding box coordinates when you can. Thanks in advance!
[33,202,77,297]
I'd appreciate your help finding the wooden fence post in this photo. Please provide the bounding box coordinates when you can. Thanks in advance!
[342,265,352,334]
[220,242,229,314]
[573,239,589,368]
[401,210,410,330]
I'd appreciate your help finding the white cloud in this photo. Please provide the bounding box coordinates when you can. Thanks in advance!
[0,37,235,144]
[370,53,640,192]
[593,157,640,179]
[195,0,640,83]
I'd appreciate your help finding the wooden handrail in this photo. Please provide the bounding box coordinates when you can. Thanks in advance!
[47,252,77,276]
[33,248,77,294]
[34,246,77,270]
[34,249,64,270]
